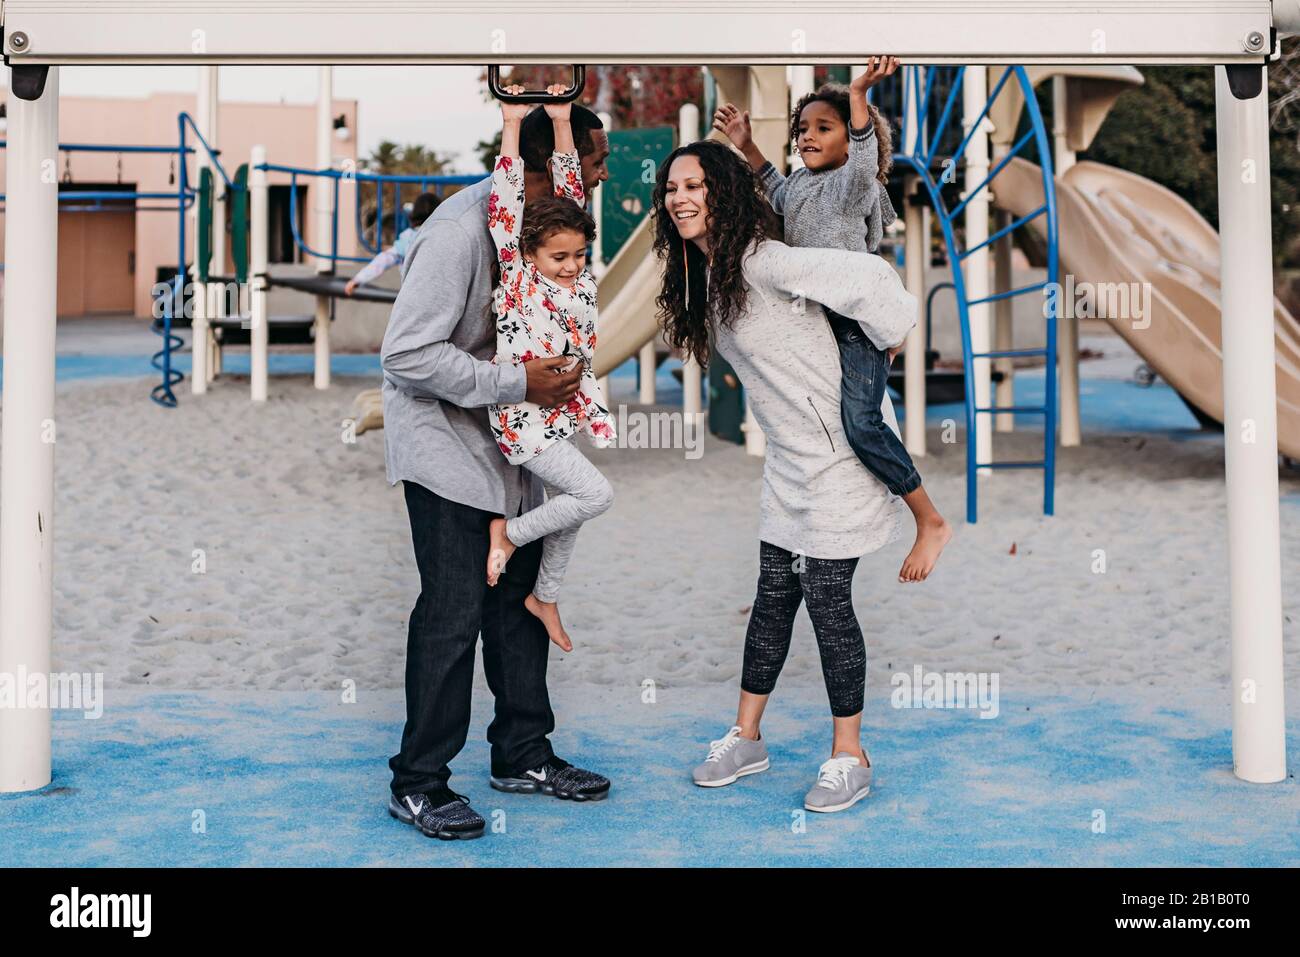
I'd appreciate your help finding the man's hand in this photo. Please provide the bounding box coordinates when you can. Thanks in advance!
[712,103,753,151]
[523,355,582,407]
[887,344,904,366]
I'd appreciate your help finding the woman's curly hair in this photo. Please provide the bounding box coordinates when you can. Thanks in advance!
[790,82,893,184]
[651,140,780,369]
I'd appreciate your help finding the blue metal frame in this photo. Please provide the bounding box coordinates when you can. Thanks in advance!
[894,66,1060,523]
[255,162,482,266]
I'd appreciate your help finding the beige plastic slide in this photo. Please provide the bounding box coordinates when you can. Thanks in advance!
[990,156,1300,459]
[353,215,664,431]
[590,214,666,379]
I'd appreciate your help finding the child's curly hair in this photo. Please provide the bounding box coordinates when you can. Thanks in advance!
[790,82,893,185]
[520,194,596,255]
[485,196,597,322]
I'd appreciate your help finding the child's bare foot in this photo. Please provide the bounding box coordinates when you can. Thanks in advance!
[524,594,573,652]
[487,518,516,586]
[899,515,952,583]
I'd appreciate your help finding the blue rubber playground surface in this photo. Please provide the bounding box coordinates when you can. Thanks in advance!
[0,687,1295,867]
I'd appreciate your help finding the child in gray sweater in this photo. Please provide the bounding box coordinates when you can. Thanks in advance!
[714,57,951,583]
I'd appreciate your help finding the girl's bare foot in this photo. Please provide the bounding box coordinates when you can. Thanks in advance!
[487,518,516,586]
[899,515,952,583]
[524,594,573,652]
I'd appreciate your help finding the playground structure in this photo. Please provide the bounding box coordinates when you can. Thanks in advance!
[0,114,231,405]
[0,3,1294,799]
[173,65,482,405]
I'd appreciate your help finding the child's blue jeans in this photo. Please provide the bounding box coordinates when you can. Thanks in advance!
[826,309,922,498]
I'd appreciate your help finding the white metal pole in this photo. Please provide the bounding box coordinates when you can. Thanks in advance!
[1053,75,1081,446]
[900,65,928,457]
[963,66,993,474]
[590,179,606,278]
[787,66,815,171]
[313,66,333,390]
[638,341,656,404]
[903,174,927,457]
[992,197,1015,433]
[678,102,703,418]
[1215,65,1286,784]
[191,66,213,394]
[250,144,270,402]
[901,63,929,157]
[208,66,225,386]
[591,111,613,280]
[0,69,59,793]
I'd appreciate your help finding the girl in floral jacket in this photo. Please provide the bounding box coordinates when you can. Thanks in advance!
[486,85,616,652]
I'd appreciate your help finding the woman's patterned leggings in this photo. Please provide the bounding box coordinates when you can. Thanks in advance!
[740,541,865,717]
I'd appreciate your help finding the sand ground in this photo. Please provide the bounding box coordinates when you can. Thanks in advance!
[20,339,1300,708]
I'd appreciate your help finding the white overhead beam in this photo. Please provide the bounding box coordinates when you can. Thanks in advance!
[2,2,1279,66]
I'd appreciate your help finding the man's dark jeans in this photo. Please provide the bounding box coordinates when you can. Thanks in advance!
[826,309,922,498]
[389,480,556,798]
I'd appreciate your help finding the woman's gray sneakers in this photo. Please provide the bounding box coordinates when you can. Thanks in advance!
[803,751,872,812]
[692,725,770,787]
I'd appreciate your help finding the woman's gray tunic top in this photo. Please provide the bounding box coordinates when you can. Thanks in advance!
[709,239,918,559]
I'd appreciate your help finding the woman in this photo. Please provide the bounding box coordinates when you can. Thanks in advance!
[652,140,917,813]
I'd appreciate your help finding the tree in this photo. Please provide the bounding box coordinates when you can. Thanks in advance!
[1080,39,1300,271]
[357,140,458,244]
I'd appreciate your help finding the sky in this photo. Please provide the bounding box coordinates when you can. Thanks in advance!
[55,64,500,173]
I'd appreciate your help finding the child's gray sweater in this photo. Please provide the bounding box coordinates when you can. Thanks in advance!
[758,123,897,255]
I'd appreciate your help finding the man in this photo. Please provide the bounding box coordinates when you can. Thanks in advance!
[381,103,612,840]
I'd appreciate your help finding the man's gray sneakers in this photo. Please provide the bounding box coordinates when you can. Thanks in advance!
[692,725,770,787]
[803,751,872,812]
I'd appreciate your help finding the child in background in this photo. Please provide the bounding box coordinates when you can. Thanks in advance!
[344,192,440,296]
[714,56,952,583]
[485,84,616,652]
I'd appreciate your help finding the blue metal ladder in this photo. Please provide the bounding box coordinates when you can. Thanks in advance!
[891,65,1061,523]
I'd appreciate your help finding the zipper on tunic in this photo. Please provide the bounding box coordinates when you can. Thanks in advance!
[806,396,835,451]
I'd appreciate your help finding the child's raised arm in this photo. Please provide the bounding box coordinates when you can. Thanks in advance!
[713,103,768,173]
[489,87,533,280]
[848,57,899,131]
[542,84,585,206]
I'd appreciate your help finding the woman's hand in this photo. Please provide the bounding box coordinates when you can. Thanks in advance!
[542,83,572,120]
[712,103,753,151]
[500,84,531,123]
[344,279,358,296]
[886,344,904,366]
[851,56,901,94]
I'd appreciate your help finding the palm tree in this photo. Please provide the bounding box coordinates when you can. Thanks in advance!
[358,141,456,246]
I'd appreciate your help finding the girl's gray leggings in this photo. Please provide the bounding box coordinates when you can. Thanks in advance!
[506,438,613,603]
